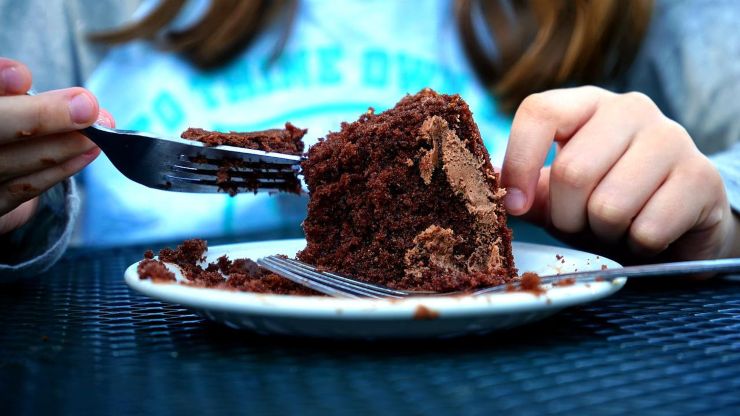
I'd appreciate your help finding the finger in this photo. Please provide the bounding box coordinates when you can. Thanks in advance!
[502,86,613,215]
[0,88,99,142]
[548,101,647,233]
[0,58,32,95]
[0,148,100,216]
[517,166,552,226]
[97,108,116,128]
[587,121,687,242]
[626,162,716,257]
[0,132,97,182]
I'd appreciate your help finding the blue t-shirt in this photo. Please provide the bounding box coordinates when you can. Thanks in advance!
[82,0,513,246]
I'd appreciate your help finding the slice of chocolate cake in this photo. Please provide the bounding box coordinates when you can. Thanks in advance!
[298,89,517,292]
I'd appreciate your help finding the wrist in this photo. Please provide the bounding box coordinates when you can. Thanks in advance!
[729,211,740,258]
[0,197,40,235]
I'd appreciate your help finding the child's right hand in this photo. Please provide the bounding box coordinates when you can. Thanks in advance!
[0,57,114,235]
[501,86,739,263]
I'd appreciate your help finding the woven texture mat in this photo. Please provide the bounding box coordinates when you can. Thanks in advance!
[1,242,739,415]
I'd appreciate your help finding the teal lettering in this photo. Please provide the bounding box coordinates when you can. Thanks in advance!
[257,57,278,95]
[190,73,220,108]
[438,68,468,95]
[316,46,343,85]
[128,113,152,131]
[152,91,185,128]
[223,59,255,102]
[397,53,435,93]
[478,96,498,120]
[276,49,310,88]
[362,50,389,88]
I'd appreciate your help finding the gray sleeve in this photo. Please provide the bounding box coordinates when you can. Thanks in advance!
[0,0,141,91]
[623,0,740,156]
[0,179,80,282]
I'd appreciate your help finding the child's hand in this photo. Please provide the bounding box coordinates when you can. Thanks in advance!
[0,58,114,234]
[501,86,739,262]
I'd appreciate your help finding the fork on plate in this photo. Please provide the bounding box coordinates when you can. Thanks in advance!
[256,255,740,299]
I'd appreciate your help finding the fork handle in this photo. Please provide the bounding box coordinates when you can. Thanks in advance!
[541,257,740,283]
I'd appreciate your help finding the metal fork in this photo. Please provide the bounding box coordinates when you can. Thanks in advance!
[257,255,740,299]
[81,124,303,193]
[27,89,302,193]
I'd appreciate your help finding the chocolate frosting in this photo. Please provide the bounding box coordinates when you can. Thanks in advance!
[407,116,505,275]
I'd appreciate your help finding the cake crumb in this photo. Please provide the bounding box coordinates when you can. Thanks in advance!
[140,239,319,295]
[506,272,546,295]
[553,277,576,287]
[413,305,440,320]
[519,272,546,295]
[137,259,176,283]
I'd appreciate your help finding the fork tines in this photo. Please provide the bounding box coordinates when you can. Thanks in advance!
[165,158,302,194]
[257,256,412,299]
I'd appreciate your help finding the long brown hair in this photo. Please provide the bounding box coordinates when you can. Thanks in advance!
[456,0,652,111]
[89,0,297,68]
[91,0,652,112]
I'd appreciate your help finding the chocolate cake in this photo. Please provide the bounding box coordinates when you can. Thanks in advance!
[181,122,307,195]
[138,239,318,296]
[182,122,306,154]
[298,89,517,292]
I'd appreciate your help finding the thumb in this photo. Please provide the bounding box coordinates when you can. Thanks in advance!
[511,167,552,226]
[501,86,609,215]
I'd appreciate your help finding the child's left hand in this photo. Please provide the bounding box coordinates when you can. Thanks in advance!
[501,86,739,263]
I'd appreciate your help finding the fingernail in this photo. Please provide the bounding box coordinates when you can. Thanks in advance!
[95,113,113,128]
[83,147,101,157]
[504,187,526,213]
[68,93,95,124]
[1,66,24,93]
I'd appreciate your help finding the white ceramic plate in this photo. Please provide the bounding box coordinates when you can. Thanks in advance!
[124,239,625,339]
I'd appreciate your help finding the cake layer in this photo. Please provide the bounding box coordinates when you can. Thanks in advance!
[182,122,306,155]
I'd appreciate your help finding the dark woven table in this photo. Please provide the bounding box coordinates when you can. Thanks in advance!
[2,238,740,415]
